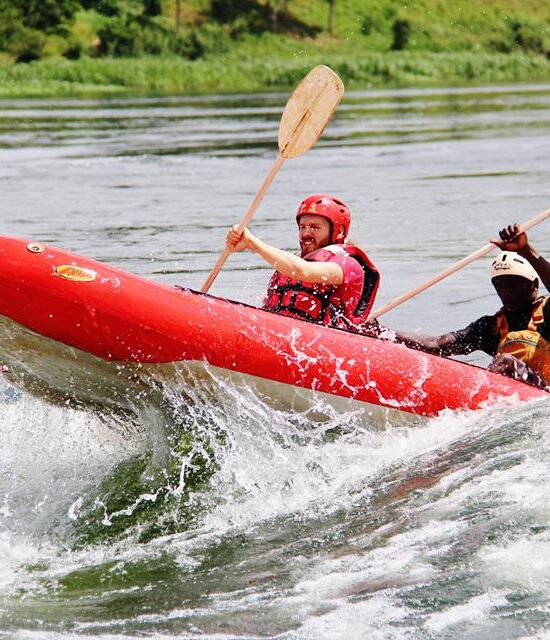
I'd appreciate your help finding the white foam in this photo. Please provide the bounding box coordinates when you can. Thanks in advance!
[291,595,411,640]
[2,372,548,639]
[198,402,484,533]
[0,382,144,595]
[424,592,508,633]
[0,530,47,591]
[480,535,550,593]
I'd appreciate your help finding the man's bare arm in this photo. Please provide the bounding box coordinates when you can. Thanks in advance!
[226,226,344,285]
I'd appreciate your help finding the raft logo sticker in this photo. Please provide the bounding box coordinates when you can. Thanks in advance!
[27,242,45,253]
[54,265,97,282]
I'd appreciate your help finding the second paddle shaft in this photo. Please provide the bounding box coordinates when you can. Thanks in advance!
[369,207,550,320]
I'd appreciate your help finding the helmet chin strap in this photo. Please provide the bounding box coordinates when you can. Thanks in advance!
[334,225,346,243]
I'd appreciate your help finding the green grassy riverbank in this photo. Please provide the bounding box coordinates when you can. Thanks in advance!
[2,50,550,98]
[1,1,550,98]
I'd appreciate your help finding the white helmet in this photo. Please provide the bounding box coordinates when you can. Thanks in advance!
[490,251,538,282]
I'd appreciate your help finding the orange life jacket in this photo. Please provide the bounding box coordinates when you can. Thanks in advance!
[495,296,550,382]
[263,244,380,331]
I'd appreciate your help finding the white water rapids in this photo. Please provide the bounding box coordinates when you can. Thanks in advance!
[1,374,550,638]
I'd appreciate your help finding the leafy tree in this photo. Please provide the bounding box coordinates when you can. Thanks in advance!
[13,30,45,61]
[511,20,544,53]
[391,18,411,50]
[210,0,316,37]
[6,0,79,31]
[0,0,66,61]
[143,0,163,17]
[210,0,266,24]
[269,0,288,32]
[80,0,121,17]
[175,0,182,30]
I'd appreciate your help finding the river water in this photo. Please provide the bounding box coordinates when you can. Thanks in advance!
[1,83,550,638]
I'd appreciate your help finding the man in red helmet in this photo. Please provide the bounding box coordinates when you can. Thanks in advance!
[225,195,380,331]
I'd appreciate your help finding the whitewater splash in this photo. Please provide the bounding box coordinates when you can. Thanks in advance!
[1,369,550,638]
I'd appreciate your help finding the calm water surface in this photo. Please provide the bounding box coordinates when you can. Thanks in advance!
[1,83,550,639]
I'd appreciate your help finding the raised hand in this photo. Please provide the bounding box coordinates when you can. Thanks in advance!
[491,223,528,252]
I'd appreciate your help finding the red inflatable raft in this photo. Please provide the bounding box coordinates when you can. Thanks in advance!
[0,235,546,423]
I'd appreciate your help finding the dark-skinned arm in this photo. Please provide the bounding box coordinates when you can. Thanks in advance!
[492,224,550,292]
[390,329,467,356]
[361,321,469,357]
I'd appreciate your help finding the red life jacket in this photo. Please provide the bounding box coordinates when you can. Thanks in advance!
[263,244,380,331]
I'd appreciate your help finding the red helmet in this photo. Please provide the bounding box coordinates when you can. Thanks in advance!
[296,194,351,244]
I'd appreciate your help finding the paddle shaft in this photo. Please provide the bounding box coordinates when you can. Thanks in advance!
[201,154,286,293]
[369,207,550,320]
[200,65,343,295]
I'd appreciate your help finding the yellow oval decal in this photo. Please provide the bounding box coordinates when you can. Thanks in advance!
[55,265,97,282]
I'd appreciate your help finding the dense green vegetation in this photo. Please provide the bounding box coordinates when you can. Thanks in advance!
[1,1,550,96]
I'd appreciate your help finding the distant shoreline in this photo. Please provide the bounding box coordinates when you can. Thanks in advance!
[1,51,550,99]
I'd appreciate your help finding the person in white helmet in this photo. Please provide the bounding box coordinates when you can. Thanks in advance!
[373,224,550,389]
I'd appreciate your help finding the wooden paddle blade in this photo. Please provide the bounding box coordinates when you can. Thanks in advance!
[202,66,342,294]
[278,65,344,159]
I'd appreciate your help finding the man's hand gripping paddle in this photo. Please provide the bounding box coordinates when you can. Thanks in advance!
[369,207,550,321]
[201,65,344,294]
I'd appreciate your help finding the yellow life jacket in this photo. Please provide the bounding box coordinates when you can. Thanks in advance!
[495,296,550,381]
